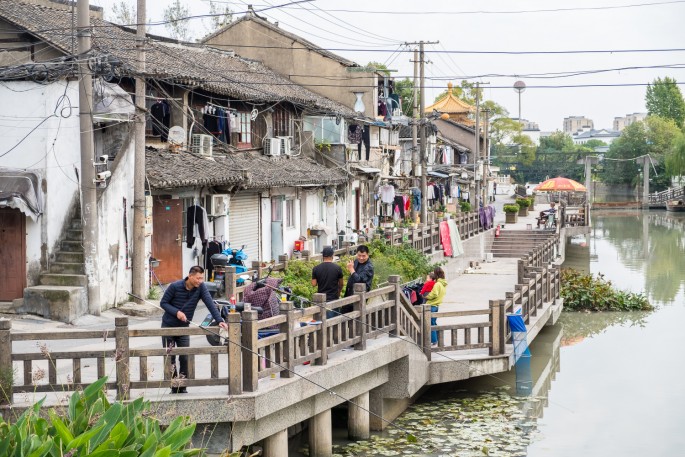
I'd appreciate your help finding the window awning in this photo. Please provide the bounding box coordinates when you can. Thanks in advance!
[351,164,381,174]
[0,169,43,221]
[428,171,449,178]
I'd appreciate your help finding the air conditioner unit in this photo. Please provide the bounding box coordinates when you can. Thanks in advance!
[191,134,213,156]
[210,194,229,217]
[263,137,281,156]
[278,136,292,155]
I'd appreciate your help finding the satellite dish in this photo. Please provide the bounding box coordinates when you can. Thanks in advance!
[168,126,186,145]
[250,108,259,121]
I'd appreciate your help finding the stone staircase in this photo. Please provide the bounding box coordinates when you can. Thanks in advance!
[21,213,87,323]
[489,229,554,259]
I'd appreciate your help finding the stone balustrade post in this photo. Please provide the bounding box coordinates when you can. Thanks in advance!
[0,319,12,405]
[241,309,259,392]
[226,266,237,300]
[422,304,432,361]
[279,301,295,378]
[489,300,504,356]
[312,293,328,366]
[388,275,401,337]
[226,312,242,395]
[353,283,367,351]
[114,317,130,400]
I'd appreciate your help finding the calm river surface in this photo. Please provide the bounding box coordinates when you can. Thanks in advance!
[304,210,685,457]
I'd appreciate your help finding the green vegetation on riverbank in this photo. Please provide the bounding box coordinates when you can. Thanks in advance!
[561,268,653,312]
[278,240,440,303]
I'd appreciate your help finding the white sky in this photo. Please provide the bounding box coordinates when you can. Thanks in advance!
[92,0,685,131]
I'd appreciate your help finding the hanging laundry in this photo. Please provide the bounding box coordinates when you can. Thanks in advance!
[150,99,170,142]
[186,205,208,248]
[380,184,395,204]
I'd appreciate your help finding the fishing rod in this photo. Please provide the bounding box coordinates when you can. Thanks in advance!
[125,291,418,439]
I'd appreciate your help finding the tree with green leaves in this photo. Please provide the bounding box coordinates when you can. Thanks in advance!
[163,0,192,41]
[539,131,576,152]
[603,116,680,190]
[107,1,135,26]
[204,0,233,34]
[665,131,685,183]
[394,78,414,117]
[645,77,685,128]
[365,62,391,75]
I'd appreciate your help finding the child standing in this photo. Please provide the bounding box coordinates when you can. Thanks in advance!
[420,272,436,299]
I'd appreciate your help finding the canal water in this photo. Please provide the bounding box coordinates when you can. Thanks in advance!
[294,210,685,456]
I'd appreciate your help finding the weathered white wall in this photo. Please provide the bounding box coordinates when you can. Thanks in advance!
[94,130,134,307]
[0,80,80,283]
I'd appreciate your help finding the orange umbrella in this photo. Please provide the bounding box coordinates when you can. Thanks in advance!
[534,176,587,192]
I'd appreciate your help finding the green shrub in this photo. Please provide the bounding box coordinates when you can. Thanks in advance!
[459,201,471,213]
[0,376,204,456]
[277,240,440,304]
[503,204,520,213]
[515,197,530,208]
[561,268,653,311]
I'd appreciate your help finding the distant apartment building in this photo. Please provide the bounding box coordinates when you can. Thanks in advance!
[613,113,647,131]
[572,128,621,145]
[563,116,594,134]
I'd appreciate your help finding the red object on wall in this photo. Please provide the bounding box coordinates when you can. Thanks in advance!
[294,240,305,251]
[495,225,501,237]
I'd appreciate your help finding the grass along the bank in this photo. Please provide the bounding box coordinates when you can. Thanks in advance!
[561,268,653,312]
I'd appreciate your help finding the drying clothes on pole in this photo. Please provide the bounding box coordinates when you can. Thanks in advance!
[186,205,208,248]
[380,184,395,204]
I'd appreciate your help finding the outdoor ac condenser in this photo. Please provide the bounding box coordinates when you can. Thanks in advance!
[277,136,292,155]
[210,194,229,217]
[263,137,281,156]
[191,134,213,156]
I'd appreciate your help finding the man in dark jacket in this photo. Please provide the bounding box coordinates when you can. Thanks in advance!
[343,245,374,313]
[160,265,227,393]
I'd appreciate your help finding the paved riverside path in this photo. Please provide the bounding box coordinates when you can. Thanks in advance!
[3,193,558,405]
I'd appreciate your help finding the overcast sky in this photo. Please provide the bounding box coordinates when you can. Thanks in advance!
[92,0,685,131]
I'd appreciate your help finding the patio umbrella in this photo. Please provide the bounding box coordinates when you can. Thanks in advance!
[534,176,587,192]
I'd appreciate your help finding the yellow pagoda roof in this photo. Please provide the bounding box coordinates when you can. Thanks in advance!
[424,82,475,115]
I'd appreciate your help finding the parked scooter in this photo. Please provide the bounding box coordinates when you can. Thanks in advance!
[209,244,249,297]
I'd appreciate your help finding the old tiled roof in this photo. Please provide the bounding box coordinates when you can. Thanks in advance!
[203,13,359,68]
[424,83,475,115]
[145,148,348,190]
[0,0,355,117]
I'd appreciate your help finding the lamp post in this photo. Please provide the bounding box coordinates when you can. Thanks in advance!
[513,81,526,124]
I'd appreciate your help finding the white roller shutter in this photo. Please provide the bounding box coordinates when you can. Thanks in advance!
[229,192,261,263]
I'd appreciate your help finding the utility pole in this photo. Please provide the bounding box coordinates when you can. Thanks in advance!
[77,0,100,315]
[405,40,438,224]
[483,109,490,203]
[474,82,480,210]
[419,41,428,225]
[410,48,418,222]
[131,0,147,302]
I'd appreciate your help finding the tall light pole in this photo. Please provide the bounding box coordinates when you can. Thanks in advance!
[513,80,526,123]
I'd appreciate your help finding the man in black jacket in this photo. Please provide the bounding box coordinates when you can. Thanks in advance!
[160,265,227,393]
[343,245,374,313]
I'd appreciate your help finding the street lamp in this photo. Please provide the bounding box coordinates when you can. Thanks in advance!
[513,80,526,124]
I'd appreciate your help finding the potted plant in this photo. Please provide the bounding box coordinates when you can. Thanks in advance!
[503,204,520,223]
[459,201,472,213]
[515,197,531,216]
[435,204,446,218]
[528,194,536,211]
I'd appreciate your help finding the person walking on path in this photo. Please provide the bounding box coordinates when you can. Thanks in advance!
[160,265,227,393]
[425,267,447,346]
[312,246,344,317]
[343,245,374,313]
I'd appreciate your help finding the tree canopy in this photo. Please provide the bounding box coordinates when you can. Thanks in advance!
[645,77,685,128]
[539,131,575,152]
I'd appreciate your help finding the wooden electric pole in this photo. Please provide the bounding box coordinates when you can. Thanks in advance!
[411,48,418,222]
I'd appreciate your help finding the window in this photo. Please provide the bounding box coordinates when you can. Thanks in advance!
[273,107,291,137]
[237,112,252,147]
[285,199,295,228]
[303,116,345,144]
[271,197,282,222]
[180,197,195,242]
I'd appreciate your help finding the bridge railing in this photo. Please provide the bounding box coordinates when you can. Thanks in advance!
[228,211,485,301]
[428,233,561,358]
[648,186,685,204]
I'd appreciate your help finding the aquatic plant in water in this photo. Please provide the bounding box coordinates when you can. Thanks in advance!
[328,389,539,456]
[561,268,653,312]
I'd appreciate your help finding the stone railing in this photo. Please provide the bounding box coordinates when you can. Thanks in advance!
[428,233,561,358]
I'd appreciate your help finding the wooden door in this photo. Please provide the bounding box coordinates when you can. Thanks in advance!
[152,198,183,284]
[0,208,26,301]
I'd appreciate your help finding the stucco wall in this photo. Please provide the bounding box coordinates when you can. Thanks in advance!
[0,80,81,283]
[204,20,377,118]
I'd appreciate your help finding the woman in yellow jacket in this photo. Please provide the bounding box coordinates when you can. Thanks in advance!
[425,267,446,346]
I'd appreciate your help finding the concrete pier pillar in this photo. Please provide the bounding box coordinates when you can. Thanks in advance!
[348,392,370,440]
[309,409,332,457]
[263,428,288,457]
